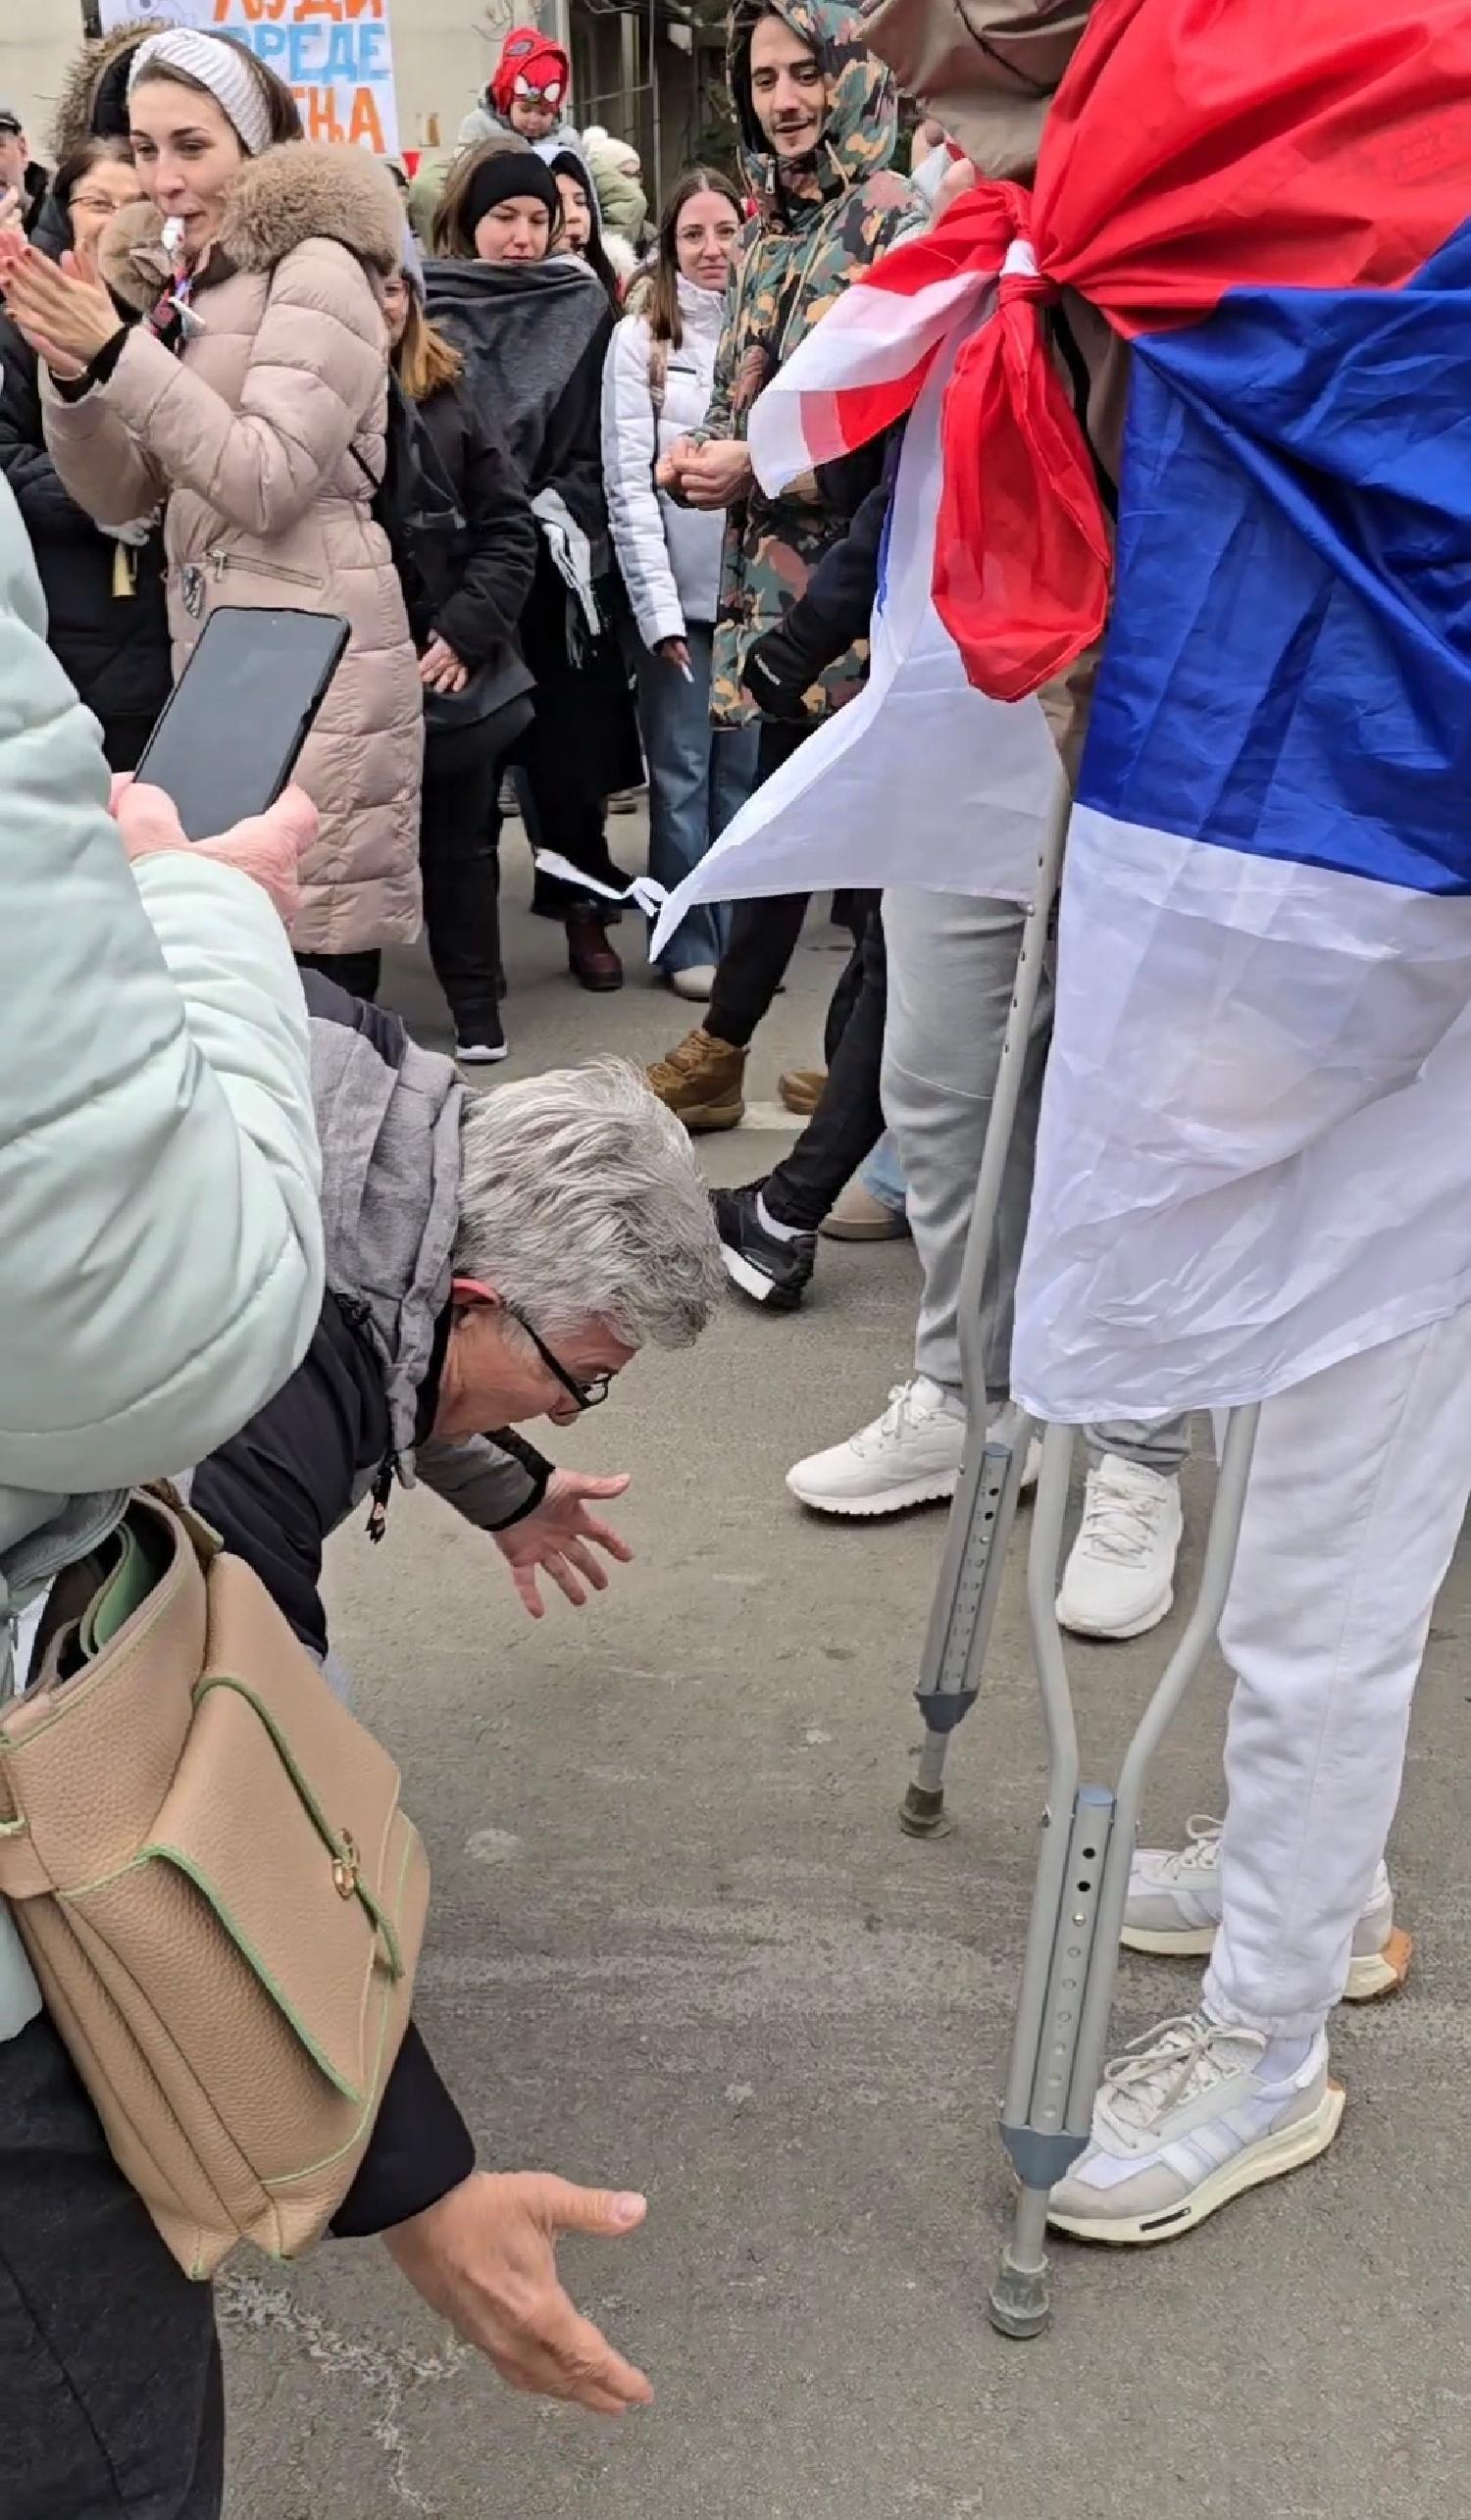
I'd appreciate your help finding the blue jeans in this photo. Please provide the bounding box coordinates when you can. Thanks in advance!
[635,624,759,975]
[859,1130,907,1216]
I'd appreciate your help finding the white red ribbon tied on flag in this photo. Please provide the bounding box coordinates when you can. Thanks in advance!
[919,183,1112,702]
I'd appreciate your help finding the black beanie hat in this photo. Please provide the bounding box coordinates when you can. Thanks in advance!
[461,145,560,244]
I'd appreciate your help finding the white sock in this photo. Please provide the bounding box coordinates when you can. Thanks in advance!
[1257,2032,1317,2080]
[756,1189,804,1242]
[1209,2014,1318,2082]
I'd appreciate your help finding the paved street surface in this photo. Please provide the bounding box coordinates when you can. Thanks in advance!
[225,815,1471,2519]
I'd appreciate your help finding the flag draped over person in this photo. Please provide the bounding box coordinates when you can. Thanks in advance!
[654,0,1471,1425]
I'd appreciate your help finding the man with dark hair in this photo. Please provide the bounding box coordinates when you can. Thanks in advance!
[645,0,923,1134]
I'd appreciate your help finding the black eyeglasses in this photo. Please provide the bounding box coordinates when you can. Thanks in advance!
[510,1308,611,1412]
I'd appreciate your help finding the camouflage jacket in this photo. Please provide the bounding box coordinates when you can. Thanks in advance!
[703,0,922,726]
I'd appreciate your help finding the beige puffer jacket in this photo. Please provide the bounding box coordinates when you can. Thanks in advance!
[44,144,423,954]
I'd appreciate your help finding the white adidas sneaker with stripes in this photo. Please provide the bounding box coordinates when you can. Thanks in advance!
[1046,2012,1344,2247]
[1122,1816,1412,2001]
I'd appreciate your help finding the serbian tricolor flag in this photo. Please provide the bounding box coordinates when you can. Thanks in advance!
[657,0,1471,1423]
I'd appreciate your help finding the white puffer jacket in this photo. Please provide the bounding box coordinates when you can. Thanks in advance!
[600,277,727,650]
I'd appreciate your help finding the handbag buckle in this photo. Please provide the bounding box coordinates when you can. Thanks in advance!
[331,1831,360,1900]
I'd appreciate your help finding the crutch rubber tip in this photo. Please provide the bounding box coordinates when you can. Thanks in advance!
[987,2248,1051,2340]
[898,1785,952,1838]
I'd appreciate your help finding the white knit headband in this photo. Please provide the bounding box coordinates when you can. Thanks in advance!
[128,28,274,159]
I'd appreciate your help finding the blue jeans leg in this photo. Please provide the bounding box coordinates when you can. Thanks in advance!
[859,1128,907,1217]
[636,625,757,975]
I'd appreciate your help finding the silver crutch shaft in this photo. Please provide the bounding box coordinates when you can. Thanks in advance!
[989,1406,1261,2337]
[901,781,1070,1838]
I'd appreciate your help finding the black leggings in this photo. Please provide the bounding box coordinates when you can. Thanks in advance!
[704,719,815,1049]
[420,701,533,1033]
[764,895,886,1232]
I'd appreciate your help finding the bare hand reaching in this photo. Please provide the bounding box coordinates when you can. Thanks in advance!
[493,1468,634,1616]
[384,2171,654,2413]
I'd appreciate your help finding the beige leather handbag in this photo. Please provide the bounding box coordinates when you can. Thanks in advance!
[0,1487,429,2279]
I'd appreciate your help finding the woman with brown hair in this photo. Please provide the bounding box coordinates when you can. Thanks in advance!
[381,262,537,1060]
[427,139,643,990]
[0,26,423,998]
[601,165,758,998]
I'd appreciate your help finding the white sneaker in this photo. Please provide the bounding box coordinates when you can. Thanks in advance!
[1056,1453,1183,1638]
[670,964,717,1002]
[1123,1816,1412,2001]
[786,1377,966,1517]
[1046,2012,1344,2246]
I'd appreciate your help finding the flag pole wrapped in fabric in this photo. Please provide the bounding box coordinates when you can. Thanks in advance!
[663,0,1471,1426]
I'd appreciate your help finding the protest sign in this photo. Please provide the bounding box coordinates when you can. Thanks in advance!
[98,0,401,156]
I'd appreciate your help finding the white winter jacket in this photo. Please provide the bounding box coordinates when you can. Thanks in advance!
[0,479,325,2041]
[601,278,727,650]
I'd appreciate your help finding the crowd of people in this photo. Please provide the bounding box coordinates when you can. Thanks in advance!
[0,0,1462,2505]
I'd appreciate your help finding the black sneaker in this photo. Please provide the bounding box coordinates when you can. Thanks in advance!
[455,1011,508,1066]
[712,1183,816,1311]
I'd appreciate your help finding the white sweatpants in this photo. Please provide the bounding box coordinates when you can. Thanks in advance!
[1203,1304,1471,2039]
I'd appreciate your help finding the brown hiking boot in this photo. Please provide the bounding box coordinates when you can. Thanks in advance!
[646,1028,745,1132]
[779,1066,826,1116]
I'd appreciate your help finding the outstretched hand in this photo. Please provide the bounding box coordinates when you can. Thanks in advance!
[384,2170,653,2413]
[494,1468,634,1617]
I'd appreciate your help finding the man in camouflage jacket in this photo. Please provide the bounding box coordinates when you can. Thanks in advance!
[666,0,922,728]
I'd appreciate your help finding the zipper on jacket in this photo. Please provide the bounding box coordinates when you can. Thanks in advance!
[334,1294,397,1543]
[205,544,326,589]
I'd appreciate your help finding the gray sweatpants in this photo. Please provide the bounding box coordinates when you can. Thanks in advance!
[881,886,1190,1476]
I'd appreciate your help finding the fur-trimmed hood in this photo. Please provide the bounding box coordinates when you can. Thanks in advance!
[221,142,404,276]
[48,19,172,160]
[96,142,404,314]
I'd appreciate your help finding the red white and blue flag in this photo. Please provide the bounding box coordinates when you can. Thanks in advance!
[655,0,1471,1422]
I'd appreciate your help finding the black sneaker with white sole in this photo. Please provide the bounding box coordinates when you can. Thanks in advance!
[712,1183,816,1311]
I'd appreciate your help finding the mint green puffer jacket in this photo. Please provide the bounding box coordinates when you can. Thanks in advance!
[0,479,326,2041]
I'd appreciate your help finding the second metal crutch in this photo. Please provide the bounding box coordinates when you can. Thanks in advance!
[899,781,1071,1840]
[988,1404,1259,2335]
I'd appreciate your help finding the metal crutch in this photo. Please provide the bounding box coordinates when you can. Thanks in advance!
[899,783,1071,1839]
[875,771,1266,2326]
[987,1402,1260,2337]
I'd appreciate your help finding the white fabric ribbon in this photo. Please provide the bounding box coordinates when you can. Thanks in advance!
[533,852,668,919]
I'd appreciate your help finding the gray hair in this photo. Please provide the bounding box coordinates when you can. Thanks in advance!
[452,1058,725,1348]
